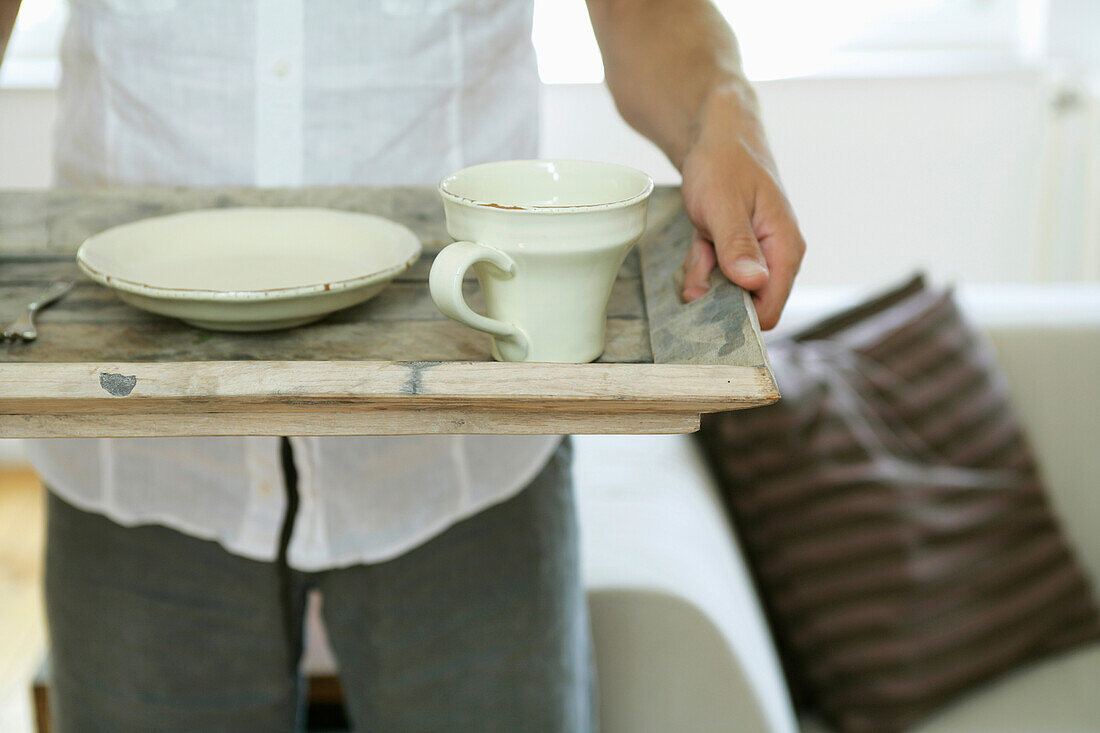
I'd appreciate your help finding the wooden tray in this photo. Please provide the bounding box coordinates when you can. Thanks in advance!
[0,186,778,437]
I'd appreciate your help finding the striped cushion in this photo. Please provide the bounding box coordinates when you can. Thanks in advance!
[697,277,1100,733]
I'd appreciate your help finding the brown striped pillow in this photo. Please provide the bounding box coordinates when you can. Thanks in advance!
[697,276,1100,733]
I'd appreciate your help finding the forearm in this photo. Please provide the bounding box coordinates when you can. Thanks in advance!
[0,0,21,67]
[585,0,759,169]
[588,0,805,330]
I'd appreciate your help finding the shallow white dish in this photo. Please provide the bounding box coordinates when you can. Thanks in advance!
[77,207,422,331]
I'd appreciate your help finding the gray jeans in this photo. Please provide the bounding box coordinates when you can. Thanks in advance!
[44,438,594,732]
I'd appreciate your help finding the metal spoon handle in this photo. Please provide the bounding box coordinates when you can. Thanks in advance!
[30,279,74,310]
[5,279,73,340]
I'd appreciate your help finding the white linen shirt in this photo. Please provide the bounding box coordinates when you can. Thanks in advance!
[25,0,561,571]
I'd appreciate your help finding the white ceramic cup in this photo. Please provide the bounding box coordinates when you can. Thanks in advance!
[431,159,654,363]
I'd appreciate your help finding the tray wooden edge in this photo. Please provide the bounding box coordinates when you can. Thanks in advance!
[0,360,779,409]
[635,196,780,403]
[1,410,704,438]
[0,360,778,437]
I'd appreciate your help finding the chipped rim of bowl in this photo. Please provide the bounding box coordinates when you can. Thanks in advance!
[76,210,423,303]
[438,159,654,214]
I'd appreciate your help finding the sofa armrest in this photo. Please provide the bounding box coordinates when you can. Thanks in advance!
[573,434,798,733]
[972,291,1100,596]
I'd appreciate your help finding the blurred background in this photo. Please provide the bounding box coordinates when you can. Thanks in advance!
[3,0,1097,287]
[0,1,1097,731]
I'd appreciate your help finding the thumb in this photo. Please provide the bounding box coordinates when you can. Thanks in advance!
[707,207,770,292]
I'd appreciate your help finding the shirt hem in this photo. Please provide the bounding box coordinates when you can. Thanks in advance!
[287,435,564,571]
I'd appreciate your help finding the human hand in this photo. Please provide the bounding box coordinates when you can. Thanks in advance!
[679,87,805,330]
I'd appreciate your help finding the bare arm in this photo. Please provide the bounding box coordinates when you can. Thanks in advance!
[586,0,805,329]
[0,0,21,67]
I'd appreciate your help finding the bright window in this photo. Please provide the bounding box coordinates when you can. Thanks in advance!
[0,0,1042,87]
[532,0,1034,83]
[0,0,66,87]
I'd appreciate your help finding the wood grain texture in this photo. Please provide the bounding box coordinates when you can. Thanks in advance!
[0,263,647,330]
[0,188,651,364]
[637,192,769,369]
[2,410,702,438]
[0,318,652,363]
[0,186,778,437]
[0,361,774,411]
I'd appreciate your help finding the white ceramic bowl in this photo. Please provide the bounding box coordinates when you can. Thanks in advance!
[77,207,422,331]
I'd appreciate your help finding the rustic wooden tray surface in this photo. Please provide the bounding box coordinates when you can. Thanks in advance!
[0,186,778,437]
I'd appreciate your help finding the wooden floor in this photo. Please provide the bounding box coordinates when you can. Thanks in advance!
[0,467,45,733]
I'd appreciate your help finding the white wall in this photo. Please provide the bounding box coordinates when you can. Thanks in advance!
[0,87,55,189]
[3,69,1094,287]
[541,69,1095,287]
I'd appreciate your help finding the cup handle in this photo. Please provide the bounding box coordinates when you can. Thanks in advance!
[429,241,529,359]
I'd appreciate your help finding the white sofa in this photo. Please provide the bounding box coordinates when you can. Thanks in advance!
[573,283,1100,733]
[301,282,1100,732]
